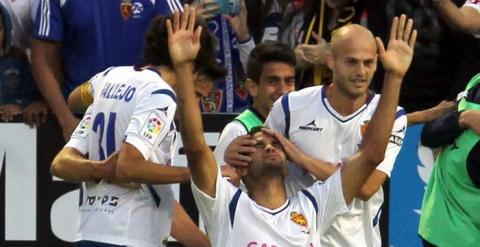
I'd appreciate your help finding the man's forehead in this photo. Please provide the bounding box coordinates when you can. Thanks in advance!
[252,131,275,142]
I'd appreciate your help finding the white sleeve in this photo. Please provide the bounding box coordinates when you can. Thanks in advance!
[238,38,255,73]
[213,121,248,165]
[191,168,238,238]
[265,96,286,133]
[376,108,407,176]
[303,170,348,235]
[124,90,177,160]
[64,106,94,154]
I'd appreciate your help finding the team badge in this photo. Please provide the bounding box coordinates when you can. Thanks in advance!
[290,211,308,227]
[360,120,370,137]
[72,112,93,138]
[235,82,249,100]
[201,89,223,112]
[139,111,165,145]
[120,0,133,20]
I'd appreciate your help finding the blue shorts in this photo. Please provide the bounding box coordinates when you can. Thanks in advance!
[76,240,127,247]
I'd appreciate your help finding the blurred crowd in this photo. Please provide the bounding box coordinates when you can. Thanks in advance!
[0,0,478,136]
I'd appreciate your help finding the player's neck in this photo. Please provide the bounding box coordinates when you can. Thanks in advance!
[252,102,269,119]
[246,175,287,210]
[156,66,176,87]
[326,83,368,116]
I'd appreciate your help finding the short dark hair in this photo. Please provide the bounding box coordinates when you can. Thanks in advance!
[249,126,265,136]
[246,41,296,83]
[143,15,226,82]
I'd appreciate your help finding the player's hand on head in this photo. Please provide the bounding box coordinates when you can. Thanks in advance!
[167,4,202,66]
[261,128,305,165]
[224,134,256,168]
[376,14,417,78]
[0,104,22,122]
[23,101,48,128]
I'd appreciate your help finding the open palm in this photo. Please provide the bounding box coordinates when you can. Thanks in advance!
[376,15,417,78]
[167,5,202,66]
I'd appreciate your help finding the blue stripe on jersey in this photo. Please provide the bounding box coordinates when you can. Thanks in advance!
[79,183,84,207]
[151,89,177,102]
[255,200,291,215]
[372,208,382,227]
[146,185,161,207]
[281,94,290,138]
[395,108,406,119]
[301,190,318,214]
[229,189,242,227]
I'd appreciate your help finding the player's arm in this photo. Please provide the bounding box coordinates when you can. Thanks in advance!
[31,39,79,140]
[171,201,210,247]
[171,7,218,197]
[432,0,480,35]
[116,143,190,184]
[421,109,480,147]
[340,15,416,204]
[68,81,94,113]
[51,147,117,182]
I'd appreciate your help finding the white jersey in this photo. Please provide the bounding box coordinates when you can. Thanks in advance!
[464,0,480,38]
[265,85,407,247]
[213,120,248,165]
[65,66,178,247]
[192,169,348,247]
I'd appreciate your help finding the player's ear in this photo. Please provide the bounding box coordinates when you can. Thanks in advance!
[325,51,334,70]
[246,78,259,97]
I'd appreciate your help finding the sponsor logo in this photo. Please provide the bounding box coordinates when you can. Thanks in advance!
[389,135,404,146]
[290,211,308,227]
[140,112,165,145]
[73,113,92,138]
[298,120,322,131]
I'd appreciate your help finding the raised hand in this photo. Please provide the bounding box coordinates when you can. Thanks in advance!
[224,134,256,168]
[376,15,417,78]
[223,0,250,42]
[167,5,202,66]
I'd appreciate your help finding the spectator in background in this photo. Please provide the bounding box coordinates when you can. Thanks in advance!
[281,0,366,88]
[0,1,46,127]
[432,0,480,36]
[31,0,182,140]
[214,41,296,166]
[368,0,480,113]
[418,73,480,247]
[189,0,252,113]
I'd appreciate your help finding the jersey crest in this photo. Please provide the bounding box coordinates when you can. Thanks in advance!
[120,0,133,20]
[201,89,223,113]
[290,211,308,227]
[360,120,370,137]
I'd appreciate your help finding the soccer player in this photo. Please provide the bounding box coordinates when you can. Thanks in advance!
[51,7,225,247]
[224,16,412,246]
[175,15,416,246]
[214,41,296,165]
[432,0,480,36]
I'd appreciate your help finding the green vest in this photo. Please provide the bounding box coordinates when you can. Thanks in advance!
[234,109,264,132]
[419,74,480,246]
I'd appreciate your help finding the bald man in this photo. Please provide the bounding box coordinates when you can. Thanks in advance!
[260,19,410,246]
